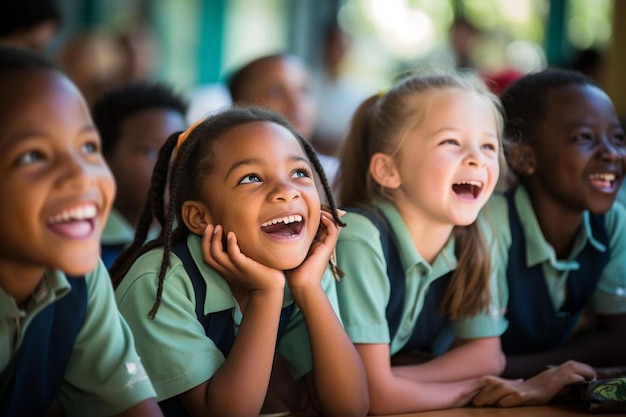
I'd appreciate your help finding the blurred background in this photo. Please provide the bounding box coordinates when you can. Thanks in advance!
[31,0,626,121]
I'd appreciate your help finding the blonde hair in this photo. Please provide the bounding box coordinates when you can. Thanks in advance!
[338,69,506,318]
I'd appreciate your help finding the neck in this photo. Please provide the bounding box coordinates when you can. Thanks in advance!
[525,185,584,259]
[0,259,46,309]
[395,206,454,264]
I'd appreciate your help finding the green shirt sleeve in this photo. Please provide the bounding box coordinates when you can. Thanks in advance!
[335,212,392,344]
[58,261,157,416]
[115,250,224,402]
[592,201,626,314]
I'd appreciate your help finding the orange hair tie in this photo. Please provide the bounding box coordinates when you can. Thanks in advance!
[173,119,204,160]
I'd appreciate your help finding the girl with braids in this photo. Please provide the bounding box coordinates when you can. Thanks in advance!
[111,106,368,417]
[333,71,508,414]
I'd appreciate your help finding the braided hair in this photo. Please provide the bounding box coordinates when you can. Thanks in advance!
[110,106,343,318]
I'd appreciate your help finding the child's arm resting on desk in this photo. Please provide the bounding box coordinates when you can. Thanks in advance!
[472,360,596,407]
[357,342,485,414]
[286,210,369,417]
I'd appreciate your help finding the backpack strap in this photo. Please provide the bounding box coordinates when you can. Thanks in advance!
[345,206,453,354]
[344,207,405,341]
[0,275,87,417]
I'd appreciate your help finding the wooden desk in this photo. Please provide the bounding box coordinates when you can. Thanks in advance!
[381,404,615,417]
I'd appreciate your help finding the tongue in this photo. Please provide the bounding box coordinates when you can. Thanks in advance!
[261,223,295,237]
[590,178,612,190]
[48,220,94,238]
[452,183,475,197]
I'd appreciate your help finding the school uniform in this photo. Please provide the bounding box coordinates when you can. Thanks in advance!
[0,261,156,416]
[335,200,507,356]
[115,233,342,403]
[101,208,159,269]
[484,186,626,354]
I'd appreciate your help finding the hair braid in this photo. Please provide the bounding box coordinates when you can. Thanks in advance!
[109,132,180,287]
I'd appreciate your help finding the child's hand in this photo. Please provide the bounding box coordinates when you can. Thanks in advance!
[285,207,344,291]
[595,365,626,379]
[201,224,285,292]
[472,360,596,407]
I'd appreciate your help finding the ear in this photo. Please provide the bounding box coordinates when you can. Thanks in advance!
[181,201,213,235]
[370,152,401,189]
[508,143,537,176]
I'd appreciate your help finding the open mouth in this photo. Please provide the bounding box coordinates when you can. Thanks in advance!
[260,214,304,238]
[452,180,483,199]
[589,172,617,191]
[47,204,97,238]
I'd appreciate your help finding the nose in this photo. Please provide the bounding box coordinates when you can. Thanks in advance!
[268,179,300,202]
[57,153,93,190]
[598,137,623,162]
[464,144,487,167]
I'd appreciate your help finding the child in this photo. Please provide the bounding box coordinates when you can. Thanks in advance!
[472,68,625,405]
[111,106,368,416]
[92,81,188,268]
[334,71,508,414]
[0,0,60,52]
[0,46,161,416]
[227,53,340,186]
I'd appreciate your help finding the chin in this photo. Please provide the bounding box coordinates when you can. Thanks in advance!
[61,254,100,276]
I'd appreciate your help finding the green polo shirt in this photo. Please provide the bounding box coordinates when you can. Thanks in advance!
[101,208,136,247]
[0,261,156,416]
[483,186,626,315]
[115,233,341,402]
[335,200,507,356]
[101,208,160,247]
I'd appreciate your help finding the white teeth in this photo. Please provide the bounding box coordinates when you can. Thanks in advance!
[261,214,303,227]
[49,205,97,224]
[589,173,616,181]
[455,180,483,187]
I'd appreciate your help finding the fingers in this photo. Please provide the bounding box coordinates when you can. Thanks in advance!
[472,377,523,407]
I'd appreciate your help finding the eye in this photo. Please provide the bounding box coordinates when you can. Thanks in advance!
[481,141,498,151]
[139,145,159,158]
[291,168,311,179]
[17,149,45,165]
[440,139,459,146]
[81,139,100,154]
[572,132,594,143]
[239,173,261,184]
[612,131,625,146]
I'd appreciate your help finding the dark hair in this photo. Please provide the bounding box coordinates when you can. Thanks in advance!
[338,70,505,319]
[110,106,343,318]
[0,0,61,37]
[92,81,188,156]
[227,53,293,102]
[500,67,596,145]
[0,44,57,72]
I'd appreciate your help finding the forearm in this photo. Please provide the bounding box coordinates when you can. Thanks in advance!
[369,376,483,415]
[204,290,283,416]
[393,338,505,382]
[503,333,626,379]
[294,286,369,417]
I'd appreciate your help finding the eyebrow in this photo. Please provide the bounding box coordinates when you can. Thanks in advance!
[225,155,310,180]
[0,125,98,154]
[431,126,498,138]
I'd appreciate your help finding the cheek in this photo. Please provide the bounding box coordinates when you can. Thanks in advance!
[99,164,117,205]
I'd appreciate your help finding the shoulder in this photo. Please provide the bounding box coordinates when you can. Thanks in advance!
[603,201,626,249]
[340,209,383,240]
[114,247,192,303]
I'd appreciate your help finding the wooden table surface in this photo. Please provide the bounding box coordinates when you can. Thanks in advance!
[381,404,617,416]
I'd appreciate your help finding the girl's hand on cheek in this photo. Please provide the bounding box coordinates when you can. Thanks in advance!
[285,207,344,290]
[201,224,285,292]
